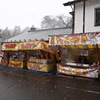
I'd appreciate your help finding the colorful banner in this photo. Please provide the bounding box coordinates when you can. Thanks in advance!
[2,43,19,51]
[41,41,54,54]
[19,41,40,50]
[19,41,54,54]
[49,33,100,45]
[9,61,24,68]
[57,64,98,78]
[27,62,54,72]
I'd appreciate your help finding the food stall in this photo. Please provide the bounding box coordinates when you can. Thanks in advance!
[0,44,5,65]
[19,40,56,72]
[49,33,100,78]
[0,51,5,65]
[1,43,26,68]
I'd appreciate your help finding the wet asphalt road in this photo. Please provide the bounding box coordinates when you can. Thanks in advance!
[0,66,100,100]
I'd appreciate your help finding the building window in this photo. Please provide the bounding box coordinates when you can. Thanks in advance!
[95,8,100,26]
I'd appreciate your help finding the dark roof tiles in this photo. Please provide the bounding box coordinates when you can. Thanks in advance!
[5,27,72,42]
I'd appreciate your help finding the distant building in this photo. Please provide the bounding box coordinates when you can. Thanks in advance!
[63,0,100,34]
[4,27,72,42]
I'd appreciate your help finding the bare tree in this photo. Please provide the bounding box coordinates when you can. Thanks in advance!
[21,26,30,33]
[56,15,72,27]
[0,29,3,42]
[12,26,21,36]
[41,16,57,29]
[1,27,11,41]
[41,15,72,29]
[0,26,22,42]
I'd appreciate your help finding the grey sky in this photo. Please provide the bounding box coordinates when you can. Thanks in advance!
[0,0,72,29]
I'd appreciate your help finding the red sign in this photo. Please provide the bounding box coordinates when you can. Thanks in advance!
[2,43,19,50]
[5,44,17,48]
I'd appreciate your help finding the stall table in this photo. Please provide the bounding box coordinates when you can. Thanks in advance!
[57,63,98,78]
[28,62,54,72]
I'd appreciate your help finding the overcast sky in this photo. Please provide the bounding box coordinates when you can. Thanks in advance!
[0,0,72,29]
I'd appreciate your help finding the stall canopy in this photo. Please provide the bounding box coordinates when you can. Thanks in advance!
[1,41,58,54]
[49,33,100,49]
[19,41,55,54]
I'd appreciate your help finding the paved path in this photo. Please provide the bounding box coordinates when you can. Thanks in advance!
[0,66,100,100]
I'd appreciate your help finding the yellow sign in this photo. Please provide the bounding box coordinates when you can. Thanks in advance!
[2,43,19,51]
[9,61,24,68]
[19,41,54,54]
[19,41,41,50]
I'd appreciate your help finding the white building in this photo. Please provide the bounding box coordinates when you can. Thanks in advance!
[64,0,100,34]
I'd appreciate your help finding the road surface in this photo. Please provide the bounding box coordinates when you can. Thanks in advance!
[0,66,100,100]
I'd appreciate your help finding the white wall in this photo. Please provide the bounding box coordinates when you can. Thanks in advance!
[85,0,100,33]
[74,0,100,34]
[74,2,83,33]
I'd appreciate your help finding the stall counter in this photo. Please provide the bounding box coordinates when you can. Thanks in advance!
[27,62,55,72]
[9,60,26,68]
[57,63,98,78]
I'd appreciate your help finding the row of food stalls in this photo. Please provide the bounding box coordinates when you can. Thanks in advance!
[49,33,100,79]
[0,32,100,79]
[0,41,59,73]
